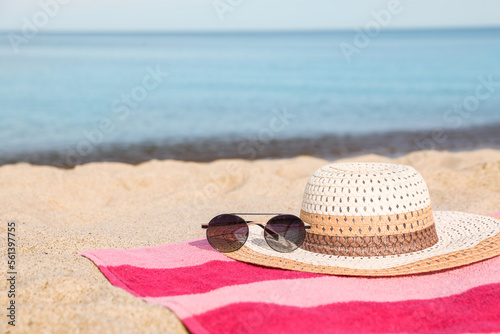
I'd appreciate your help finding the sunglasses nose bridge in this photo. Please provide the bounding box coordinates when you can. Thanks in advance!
[246,221,262,226]
[246,221,270,230]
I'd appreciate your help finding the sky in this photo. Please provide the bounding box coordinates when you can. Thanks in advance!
[1,0,500,32]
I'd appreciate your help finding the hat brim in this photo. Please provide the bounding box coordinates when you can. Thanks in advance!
[224,212,500,276]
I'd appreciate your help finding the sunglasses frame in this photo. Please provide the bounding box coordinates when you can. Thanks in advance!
[201,213,311,253]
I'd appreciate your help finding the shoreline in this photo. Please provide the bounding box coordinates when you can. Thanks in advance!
[2,123,500,168]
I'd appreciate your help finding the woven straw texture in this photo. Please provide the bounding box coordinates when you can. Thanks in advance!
[225,163,500,276]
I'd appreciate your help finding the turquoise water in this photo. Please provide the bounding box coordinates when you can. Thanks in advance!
[1,29,500,165]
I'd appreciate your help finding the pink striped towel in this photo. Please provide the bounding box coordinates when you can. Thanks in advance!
[81,212,500,334]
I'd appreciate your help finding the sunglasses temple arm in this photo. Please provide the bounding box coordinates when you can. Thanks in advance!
[201,224,208,229]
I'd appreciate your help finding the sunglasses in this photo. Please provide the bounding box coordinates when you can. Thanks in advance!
[201,213,311,253]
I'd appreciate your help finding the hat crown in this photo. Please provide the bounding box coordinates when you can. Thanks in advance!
[300,162,439,256]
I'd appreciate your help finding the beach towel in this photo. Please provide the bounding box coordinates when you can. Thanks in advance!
[81,212,500,334]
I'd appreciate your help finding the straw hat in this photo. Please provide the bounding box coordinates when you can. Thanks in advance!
[225,162,500,276]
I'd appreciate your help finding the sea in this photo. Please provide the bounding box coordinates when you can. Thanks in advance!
[1,28,500,167]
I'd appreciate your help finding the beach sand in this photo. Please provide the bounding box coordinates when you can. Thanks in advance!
[1,149,500,333]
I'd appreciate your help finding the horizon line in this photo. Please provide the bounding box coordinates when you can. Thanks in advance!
[2,25,500,36]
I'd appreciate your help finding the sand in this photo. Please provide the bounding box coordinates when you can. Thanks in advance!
[1,149,500,333]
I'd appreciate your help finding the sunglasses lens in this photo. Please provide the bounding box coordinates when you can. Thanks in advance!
[206,214,249,253]
[264,215,306,253]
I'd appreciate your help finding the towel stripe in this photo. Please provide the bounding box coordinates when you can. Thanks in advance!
[82,238,231,269]
[100,261,321,297]
[99,252,500,301]
[183,283,500,334]
[143,256,500,315]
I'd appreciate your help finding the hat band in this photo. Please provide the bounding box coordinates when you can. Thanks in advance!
[300,206,434,237]
[301,224,439,256]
